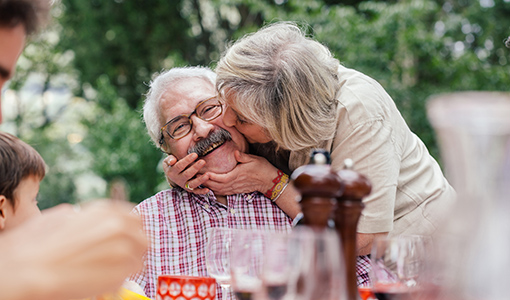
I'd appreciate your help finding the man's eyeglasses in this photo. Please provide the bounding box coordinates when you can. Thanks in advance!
[159,96,223,145]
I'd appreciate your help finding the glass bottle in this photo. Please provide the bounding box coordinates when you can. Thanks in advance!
[427,91,510,300]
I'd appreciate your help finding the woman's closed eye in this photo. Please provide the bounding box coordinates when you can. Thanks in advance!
[236,116,249,124]
[233,110,250,124]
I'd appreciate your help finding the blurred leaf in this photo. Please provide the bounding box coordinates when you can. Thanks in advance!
[81,77,163,203]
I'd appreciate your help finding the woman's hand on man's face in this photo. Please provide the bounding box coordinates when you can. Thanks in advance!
[163,153,210,194]
[203,150,277,196]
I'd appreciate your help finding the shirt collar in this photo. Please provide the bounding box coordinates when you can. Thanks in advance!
[177,187,258,207]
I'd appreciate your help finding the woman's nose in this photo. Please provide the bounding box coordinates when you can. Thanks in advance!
[222,106,237,127]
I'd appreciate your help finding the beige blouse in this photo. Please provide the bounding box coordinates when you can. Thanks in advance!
[289,65,456,237]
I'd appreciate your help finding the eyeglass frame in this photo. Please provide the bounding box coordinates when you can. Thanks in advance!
[158,96,223,147]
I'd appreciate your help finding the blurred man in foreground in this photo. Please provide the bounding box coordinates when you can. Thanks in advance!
[0,1,147,299]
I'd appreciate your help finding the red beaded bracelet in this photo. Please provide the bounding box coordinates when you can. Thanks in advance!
[264,170,289,201]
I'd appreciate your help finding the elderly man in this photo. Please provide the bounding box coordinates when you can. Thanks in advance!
[129,66,292,299]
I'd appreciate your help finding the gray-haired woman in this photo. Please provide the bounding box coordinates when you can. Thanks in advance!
[163,22,455,284]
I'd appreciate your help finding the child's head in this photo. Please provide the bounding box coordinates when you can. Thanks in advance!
[0,132,46,230]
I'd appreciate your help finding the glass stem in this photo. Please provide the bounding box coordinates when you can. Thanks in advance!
[221,285,229,300]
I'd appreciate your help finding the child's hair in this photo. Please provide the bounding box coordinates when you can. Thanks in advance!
[0,132,46,209]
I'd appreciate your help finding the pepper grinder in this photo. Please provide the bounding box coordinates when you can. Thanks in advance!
[291,149,346,300]
[334,159,372,300]
[291,149,344,230]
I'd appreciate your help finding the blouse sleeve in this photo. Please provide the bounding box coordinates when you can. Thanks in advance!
[330,117,399,234]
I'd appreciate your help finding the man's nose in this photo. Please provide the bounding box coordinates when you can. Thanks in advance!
[222,106,236,127]
[190,115,214,140]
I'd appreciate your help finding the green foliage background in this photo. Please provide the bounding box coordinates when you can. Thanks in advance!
[3,0,509,208]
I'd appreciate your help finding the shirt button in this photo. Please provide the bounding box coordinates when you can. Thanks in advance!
[204,204,209,209]
[230,208,236,215]
[247,195,252,200]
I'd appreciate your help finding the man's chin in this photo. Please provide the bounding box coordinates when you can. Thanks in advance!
[200,151,237,174]
[200,161,237,174]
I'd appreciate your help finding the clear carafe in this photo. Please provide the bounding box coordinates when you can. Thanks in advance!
[427,91,510,300]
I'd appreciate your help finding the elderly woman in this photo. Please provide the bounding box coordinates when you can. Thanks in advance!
[164,22,455,270]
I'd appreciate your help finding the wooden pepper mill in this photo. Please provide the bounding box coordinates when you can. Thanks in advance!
[291,149,345,300]
[334,159,372,300]
[291,149,344,230]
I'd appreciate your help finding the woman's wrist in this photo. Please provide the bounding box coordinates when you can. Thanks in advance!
[272,180,290,203]
[264,169,290,201]
[272,183,302,220]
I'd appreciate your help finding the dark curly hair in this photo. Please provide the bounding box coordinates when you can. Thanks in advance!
[0,0,51,35]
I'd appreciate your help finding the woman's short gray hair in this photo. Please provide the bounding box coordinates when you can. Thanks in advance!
[143,66,216,151]
[216,21,340,158]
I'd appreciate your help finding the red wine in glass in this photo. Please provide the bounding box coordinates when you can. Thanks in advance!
[234,290,255,300]
[372,283,419,300]
[373,289,413,300]
[266,284,287,300]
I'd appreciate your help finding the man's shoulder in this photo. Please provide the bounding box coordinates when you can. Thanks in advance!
[134,188,184,212]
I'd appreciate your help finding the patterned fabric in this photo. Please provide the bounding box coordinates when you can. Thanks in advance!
[356,255,372,287]
[129,188,293,299]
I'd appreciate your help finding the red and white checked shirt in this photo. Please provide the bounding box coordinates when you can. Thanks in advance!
[129,188,293,299]
[129,188,372,299]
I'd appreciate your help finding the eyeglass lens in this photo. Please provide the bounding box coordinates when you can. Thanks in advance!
[167,97,222,139]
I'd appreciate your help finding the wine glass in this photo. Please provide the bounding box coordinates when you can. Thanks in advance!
[230,230,264,300]
[287,227,346,300]
[261,232,294,300]
[369,235,429,300]
[206,227,234,300]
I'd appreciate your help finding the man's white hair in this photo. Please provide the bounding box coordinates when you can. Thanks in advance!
[143,66,216,151]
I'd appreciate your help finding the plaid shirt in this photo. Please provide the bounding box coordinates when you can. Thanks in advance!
[129,188,372,299]
[356,255,371,286]
[129,188,293,299]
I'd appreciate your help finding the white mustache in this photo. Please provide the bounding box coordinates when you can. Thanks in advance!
[187,128,232,157]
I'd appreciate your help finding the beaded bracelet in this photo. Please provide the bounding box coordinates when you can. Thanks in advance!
[272,181,290,203]
[264,170,290,201]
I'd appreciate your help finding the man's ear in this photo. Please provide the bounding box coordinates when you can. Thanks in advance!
[0,196,7,230]
[160,145,171,155]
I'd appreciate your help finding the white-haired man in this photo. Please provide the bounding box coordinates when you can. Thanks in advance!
[129,67,293,299]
